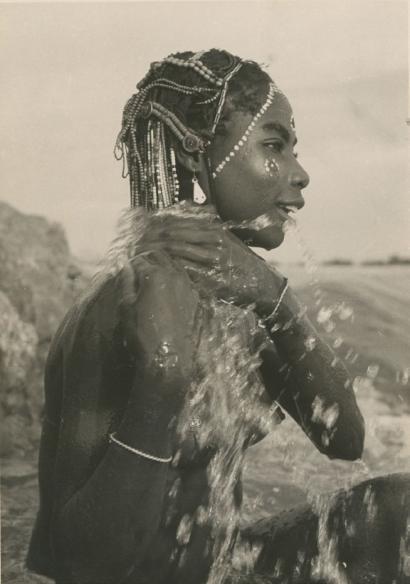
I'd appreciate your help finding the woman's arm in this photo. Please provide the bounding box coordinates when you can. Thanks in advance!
[136,212,364,461]
[258,286,365,461]
[51,255,200,584]
[53,383,183,584]
[54,391,175,583]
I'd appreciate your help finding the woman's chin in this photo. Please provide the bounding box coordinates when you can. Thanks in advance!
[251,226,285,250]
[231,222,286,249]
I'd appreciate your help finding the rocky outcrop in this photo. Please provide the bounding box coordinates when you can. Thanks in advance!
[0,201,89,456]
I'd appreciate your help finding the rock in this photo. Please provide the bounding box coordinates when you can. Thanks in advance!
[0,291,38,389]
[0,201,86,343]
[0,201,89,456]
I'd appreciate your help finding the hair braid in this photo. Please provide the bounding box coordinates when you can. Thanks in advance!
[115,49,272,209]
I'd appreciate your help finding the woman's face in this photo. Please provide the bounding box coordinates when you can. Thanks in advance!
[207,89,310,250]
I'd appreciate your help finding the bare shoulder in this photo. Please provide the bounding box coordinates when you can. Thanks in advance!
[44,271,135,419]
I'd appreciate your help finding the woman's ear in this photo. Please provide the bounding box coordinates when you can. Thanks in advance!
[174,145,201,174]
[175,144,213,203]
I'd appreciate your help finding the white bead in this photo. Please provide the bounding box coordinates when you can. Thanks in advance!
[230,151,235,156]
[239,140,243,146]
[234,145,239,151]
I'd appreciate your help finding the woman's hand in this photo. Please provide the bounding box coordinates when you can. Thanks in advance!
[119,250,200,420]
[138,207,286,316]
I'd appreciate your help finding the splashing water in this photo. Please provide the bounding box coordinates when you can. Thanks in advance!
[176,299,278,583]
[94,205,407,582]
[254,218,408,577]
[310,493,349,584]
[95,204,281,583]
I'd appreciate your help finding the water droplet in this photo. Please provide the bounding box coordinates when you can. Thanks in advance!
[399,368,409,385]
[282,218,297,233]
[195,505,209,526]
[317,306,333,324]
[363,486,378,521]
[337,303,354,320]
[176,514,194,545]
[366,364,379,380]
[353,376,372,393]
[153,341,179,369]
[321,432,330,447]
[169,476,181,497]
[178,548,188,567]
[190,417,201,429]
[171,449,182,467]
[345,348,354,361]
[304,336,317,351]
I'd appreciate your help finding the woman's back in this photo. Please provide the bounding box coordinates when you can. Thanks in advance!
[27,273,133,579]
[27,259,271,583]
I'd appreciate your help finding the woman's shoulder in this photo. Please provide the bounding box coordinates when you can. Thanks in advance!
[48,269,126,364]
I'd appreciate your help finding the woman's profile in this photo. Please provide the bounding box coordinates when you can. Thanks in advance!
[27,49,409,584]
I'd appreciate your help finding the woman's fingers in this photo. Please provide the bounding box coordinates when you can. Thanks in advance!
[175,260,223,298]
[135,240,220,266]
[132,248,175,270]
[133,213,254,274]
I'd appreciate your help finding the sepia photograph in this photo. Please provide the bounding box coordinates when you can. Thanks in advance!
[1,1,409,583]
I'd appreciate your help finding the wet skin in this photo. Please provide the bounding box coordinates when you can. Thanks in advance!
[28,86,368,584]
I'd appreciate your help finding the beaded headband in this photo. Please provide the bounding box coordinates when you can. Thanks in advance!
[212,82,279,179]
[115,52,245,208]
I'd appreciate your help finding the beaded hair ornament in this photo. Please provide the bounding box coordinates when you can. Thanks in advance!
[114,51,278,209]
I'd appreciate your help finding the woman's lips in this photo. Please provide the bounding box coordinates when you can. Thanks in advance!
[275,204,298,222]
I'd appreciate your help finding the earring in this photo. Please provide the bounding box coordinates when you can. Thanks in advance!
[192,172,207,204]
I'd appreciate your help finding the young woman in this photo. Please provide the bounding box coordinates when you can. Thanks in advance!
[27,49,408,584]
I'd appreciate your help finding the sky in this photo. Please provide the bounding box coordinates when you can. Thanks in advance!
[1,1,408,263]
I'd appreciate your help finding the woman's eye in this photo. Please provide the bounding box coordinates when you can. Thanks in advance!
[265,141,283,152]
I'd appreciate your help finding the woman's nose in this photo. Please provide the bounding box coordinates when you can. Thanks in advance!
[289,160,310,190]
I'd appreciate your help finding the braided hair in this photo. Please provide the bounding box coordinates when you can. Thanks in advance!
[114,49,272,208]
